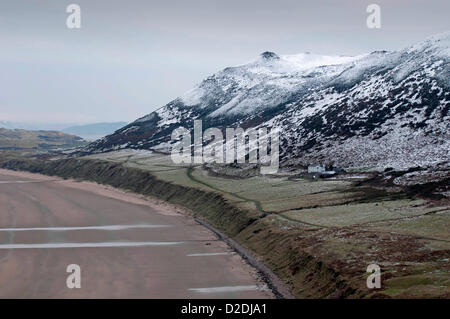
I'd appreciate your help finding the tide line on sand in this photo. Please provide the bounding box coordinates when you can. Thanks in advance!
[0,224,172,232]
[0,241,184,249]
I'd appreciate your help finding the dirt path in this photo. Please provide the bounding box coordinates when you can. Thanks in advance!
[186,167,266,214]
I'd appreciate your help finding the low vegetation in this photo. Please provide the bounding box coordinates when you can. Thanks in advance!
[0,128,85,150]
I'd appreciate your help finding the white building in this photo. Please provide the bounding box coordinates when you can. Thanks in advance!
[308,165,326,173]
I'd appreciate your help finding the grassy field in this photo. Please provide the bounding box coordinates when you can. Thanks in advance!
[0,128,85,150]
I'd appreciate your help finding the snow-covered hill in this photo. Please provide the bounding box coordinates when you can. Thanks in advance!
[86,32,450,170]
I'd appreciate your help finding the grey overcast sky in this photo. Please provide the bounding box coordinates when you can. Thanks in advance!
[0,0,449,126]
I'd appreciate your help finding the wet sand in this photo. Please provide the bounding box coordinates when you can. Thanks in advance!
[0,169,273,299]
